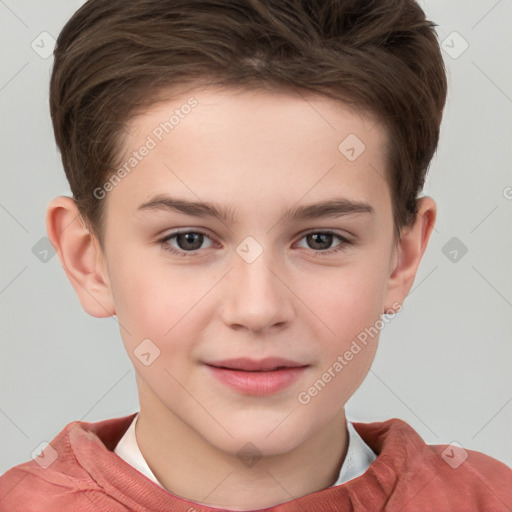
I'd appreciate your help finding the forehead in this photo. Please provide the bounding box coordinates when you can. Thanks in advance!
[107,86,390,223]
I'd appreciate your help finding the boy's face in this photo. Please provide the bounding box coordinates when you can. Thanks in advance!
[96,86,404,455]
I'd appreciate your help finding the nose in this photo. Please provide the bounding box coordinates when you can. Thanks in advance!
[221,248,295,334]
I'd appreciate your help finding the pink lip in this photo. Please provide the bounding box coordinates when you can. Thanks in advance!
[204,358,309,396]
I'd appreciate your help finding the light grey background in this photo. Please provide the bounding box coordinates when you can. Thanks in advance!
[1,0,511,474]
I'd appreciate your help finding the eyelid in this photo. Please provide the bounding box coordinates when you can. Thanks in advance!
[158,228,354,257]
[159,228,216,257]
[293,229,353,253]
[158,228,352,245]
[295,228,353,242]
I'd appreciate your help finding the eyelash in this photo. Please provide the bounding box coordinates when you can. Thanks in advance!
[158,229,353,257]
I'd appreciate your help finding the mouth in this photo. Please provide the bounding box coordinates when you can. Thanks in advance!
[212,367,298,372]
[204,358,309,396]
[205,357,308,372]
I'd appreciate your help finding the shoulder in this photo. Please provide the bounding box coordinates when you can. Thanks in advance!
[352,417,512,511]
[427,442,512,499]
[0,444,100,511]
[0,414,137,511]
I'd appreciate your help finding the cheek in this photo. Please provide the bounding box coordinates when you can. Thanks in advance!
[108,251,215,358]
[296,276,382,415]
[295,259,386,344]
[291,255,387,404]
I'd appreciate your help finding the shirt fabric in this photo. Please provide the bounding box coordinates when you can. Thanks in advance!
[113,413,376,490]
[1,412,511,511]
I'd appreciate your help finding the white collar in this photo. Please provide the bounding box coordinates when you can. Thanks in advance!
[331,419,377,486]
[114,413,376,490]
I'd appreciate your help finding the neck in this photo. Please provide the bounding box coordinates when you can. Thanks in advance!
[134,380,348,510]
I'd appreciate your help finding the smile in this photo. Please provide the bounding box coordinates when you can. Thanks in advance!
[204,358,309,396]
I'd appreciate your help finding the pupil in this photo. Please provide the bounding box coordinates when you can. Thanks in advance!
[175,233,333,251]
[178,233,203,250]
[309,233,332,250]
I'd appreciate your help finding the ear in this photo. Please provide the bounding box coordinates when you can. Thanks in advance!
[46,196,115,318]
[383,196,437,313]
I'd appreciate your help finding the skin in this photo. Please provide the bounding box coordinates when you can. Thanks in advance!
[47,85,436,510]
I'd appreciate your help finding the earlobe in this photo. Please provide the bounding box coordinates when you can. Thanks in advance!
[46,196,115,318]
[383,196,437,311]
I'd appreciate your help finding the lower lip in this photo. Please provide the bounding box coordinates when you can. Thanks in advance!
[205,365,308,396]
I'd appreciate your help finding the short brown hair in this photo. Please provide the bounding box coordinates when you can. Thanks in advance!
[50,0,447,243]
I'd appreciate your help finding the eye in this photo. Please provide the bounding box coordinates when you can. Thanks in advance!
[158,229,353,258]
[295,231,352,254]
[159,230,214,257]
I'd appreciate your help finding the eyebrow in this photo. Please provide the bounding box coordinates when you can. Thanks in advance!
[137,194,374,223]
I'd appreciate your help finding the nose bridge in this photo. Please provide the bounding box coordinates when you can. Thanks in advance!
[221,238,293,332]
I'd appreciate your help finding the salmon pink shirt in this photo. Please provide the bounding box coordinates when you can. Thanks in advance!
[1,413,511,511]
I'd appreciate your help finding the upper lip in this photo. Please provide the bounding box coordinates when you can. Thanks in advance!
[205,357,308,372]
